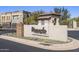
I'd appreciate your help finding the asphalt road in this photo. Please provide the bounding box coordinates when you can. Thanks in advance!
[68,30,79,40]
[0,30,79,52]
[0,38,53,52]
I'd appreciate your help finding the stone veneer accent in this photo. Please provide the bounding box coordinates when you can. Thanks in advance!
[16,22,24,37]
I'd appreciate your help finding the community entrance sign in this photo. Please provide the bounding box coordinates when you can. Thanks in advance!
[24,13,68,42]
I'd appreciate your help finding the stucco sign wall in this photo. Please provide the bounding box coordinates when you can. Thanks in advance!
[24,25,67,42]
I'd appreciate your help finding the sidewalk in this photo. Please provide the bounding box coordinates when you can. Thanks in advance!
[0,35,79,51]
[68,28,79,31]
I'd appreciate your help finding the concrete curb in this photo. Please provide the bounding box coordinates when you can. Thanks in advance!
[0,35,79,51]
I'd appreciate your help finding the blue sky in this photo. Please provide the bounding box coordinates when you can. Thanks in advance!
[0,6,79,18]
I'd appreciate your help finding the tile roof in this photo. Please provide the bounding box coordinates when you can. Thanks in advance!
[39,13,61,16]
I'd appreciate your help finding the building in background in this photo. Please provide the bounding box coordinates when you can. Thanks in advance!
[68,20,79,29]
[0,10,31,28]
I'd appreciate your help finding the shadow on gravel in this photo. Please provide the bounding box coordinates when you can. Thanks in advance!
[0,29,16,35]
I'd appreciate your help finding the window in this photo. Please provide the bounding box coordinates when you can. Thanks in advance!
[4,16,5,23]
[7,16,10,20]
[41,20,45,25]
[2,16,5,23]
[9,16,10,20]
[2,16,4,20]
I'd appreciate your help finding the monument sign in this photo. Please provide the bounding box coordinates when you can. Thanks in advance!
[24,13,68,42]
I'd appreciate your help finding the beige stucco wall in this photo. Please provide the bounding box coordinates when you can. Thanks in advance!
[24,24,67,42]
[48,25,67,41]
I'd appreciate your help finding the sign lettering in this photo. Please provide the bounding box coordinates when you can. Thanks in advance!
[31,27,47,34]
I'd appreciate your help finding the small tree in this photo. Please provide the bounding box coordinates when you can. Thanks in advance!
[24,11,44,25]
[53,7,70,25]
[75,17,79,22]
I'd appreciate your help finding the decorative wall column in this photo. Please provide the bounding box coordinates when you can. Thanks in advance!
[16,22,24,37]
[56,18,59,25]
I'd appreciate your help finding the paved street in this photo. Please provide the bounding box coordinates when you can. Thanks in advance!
[0,30,79,52]
[0,38,53,52]
[68,30,79,40]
